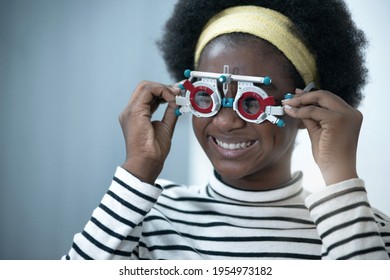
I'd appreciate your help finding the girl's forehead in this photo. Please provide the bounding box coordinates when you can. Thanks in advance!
[202,34,281,57]
[198,39,288,76]
[198,35,303,89]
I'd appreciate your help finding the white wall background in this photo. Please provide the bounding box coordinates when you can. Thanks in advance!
[0,0,388,260]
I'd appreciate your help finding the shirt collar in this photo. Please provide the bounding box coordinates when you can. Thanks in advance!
[207,171,304,204]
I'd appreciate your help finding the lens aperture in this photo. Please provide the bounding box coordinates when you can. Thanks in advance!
[242,97,260,115]
[194,91,212,109]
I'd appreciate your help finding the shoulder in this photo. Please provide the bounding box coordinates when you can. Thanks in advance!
[372,207,390,228]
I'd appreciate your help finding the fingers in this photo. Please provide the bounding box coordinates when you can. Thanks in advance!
[119,81,181,134]
[127,81,180,116]
[282,89,357,123]
[119,81,181,132]
[284,101,336,123]
[283,89,350,112]
[282,89,364,144]
[119,82,180,127]
[282,89,363,186]
[161,97,180,136]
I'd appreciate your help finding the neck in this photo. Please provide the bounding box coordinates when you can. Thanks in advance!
[218,154,293,191]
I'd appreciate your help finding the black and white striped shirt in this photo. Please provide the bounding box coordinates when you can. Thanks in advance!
[64,167,390,260]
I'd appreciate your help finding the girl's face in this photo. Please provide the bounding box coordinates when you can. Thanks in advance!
[193,37,302,191]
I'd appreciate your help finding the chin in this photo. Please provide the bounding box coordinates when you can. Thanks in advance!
[212,161,255,180]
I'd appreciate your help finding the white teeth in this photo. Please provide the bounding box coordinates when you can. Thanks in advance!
[215,139,253,150]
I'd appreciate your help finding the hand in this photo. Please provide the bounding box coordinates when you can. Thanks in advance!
[283,89,363,186]
[119,81,180,184]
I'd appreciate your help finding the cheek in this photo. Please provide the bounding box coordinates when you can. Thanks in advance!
[277,121,300,148]
[257,119,298,149]
[192,117,209,144]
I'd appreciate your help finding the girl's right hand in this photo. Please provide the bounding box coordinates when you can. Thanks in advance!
[119,81,181,184]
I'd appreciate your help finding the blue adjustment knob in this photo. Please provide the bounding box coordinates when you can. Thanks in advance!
[276,119,285,128]
[284,93,294,99]
[263,76,272,86]
[184,69,191,78]
[179,84,185,90]
[175,108,182,117]
[218,75,227,83]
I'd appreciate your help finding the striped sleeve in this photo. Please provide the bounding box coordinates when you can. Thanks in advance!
[63,167,163,260]
[305,178,390,259]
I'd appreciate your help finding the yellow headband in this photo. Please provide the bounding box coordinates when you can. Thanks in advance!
[194,6,318,86]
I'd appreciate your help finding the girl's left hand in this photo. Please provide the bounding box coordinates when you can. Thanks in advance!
[282,89,363,186]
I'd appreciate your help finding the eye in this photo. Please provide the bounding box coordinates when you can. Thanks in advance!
[194,91,212,109]
[242,97,260,115]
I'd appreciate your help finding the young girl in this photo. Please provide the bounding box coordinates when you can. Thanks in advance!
[64,0,390,259]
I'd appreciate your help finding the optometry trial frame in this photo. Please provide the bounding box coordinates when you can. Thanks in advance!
[175,65,295,127]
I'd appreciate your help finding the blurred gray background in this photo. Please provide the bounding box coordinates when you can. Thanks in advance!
[1,0,389,259]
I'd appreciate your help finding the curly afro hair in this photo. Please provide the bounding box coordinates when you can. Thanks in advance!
[158,0,368,108]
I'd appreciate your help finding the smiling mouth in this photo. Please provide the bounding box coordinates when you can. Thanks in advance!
[214,137,256,150]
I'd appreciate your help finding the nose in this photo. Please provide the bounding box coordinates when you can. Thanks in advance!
[212,106,246,132]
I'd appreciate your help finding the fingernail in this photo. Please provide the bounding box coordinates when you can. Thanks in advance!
[284,104,293,110]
